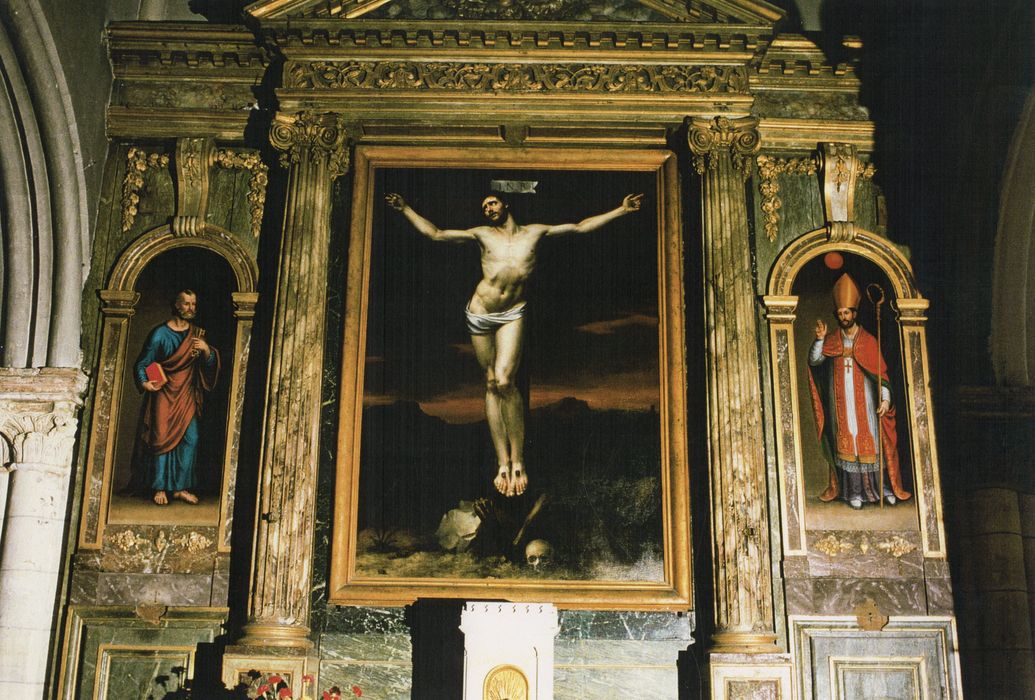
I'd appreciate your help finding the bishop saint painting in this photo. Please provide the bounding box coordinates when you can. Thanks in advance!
[356,167,665,582]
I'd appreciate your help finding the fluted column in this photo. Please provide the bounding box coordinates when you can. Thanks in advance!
[238,112,349,648]
[688,116,777,652]
[0,368,86,696]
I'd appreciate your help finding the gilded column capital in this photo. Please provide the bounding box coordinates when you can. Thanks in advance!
[269,111,350,179]
[687,116,761,174]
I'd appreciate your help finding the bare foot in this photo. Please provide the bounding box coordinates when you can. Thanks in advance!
[493,465,510,495]
[172,490,199,504]
[508,464,528,496]
[153,491,168,505]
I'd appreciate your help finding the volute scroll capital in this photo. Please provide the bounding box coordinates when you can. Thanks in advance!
[269,111,350,179]
[687,116,761,174]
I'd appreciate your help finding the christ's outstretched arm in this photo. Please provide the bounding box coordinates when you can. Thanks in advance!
[542,194,643,237]
[385,193,476,243]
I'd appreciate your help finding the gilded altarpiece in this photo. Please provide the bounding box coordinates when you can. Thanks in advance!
[56,3,963,699]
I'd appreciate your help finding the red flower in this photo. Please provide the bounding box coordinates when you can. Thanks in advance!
[256,684,270,694]
[268,675,283,684]
[302,674,315,684]
[352,686,362,697]
[278,687,293,698]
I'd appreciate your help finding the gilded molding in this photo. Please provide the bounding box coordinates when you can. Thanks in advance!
[288,60,749,94]
[264,23,764,56]
[120,147,170,233]
[173,137,217,237]
[755,154,818,241]
[216,149,269,239]
[269,111,350,178]
[687,115,760,174]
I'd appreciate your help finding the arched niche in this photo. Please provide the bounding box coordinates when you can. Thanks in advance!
[79,223,258,552]
[762,227,947,559]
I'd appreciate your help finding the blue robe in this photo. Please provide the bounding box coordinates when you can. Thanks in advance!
[134,325,217,493]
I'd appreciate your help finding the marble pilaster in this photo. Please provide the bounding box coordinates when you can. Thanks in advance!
[688,116,777,653]
[236,112,348,650]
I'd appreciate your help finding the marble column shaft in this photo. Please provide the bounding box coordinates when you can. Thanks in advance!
[688,117,776,651]
[239,112,348,648]
[0,368,86,697]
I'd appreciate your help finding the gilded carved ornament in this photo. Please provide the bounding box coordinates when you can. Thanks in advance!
[289,60,750,95]
[216,149,269,239]
[107,527,215,555]
[876,535,916,558]
[755,151,874,242]
[813,533,854,556]
[173,137,217,237]
[121,147,170,233]
[269,111,350,179]
[687,115,761,175]
[756,154,818,242]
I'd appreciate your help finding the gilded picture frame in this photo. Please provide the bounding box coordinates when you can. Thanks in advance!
[329,145,692,609]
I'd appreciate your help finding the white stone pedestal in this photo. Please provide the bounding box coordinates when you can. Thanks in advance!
[460,602,559,700]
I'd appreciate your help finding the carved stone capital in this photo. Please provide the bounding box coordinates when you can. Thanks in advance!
[269,111,350,179]
[0,368,87,470]
[687,116,760,174]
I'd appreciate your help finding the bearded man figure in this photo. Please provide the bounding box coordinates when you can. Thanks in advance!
[807,273,911,509]
[386,190,642,497]
[133,289,220,505]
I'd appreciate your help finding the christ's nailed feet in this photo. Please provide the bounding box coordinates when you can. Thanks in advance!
[508,464,528,497]
[153,491,168,505]
[173,490,199,504]
[494,465,510,495]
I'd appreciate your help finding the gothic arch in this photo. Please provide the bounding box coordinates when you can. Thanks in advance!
[0,2,89,367]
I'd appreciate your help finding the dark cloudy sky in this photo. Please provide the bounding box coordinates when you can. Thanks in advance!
[362,166,661,424]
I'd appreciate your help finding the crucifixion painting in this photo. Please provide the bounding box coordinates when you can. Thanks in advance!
[385,189,643,498]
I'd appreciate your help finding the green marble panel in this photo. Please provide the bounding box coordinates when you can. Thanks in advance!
[319,660,412,700]
[96,647,192,700]
[555,666,678,699]
[66,608,224,700]
[206,164,262,258]
[120,151,176,246]
[556,639,687,665]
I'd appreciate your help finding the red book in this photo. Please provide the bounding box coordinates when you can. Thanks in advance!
[145,362,167,387]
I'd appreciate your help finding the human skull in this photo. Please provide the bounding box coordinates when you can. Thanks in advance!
[524,539,552,570]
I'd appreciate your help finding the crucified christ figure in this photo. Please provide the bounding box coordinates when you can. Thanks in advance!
[385,191,643,497]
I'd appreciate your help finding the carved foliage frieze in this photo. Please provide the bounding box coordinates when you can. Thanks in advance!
[756,153,875,242]
[121,148,170,233]
[215,150,269,239]
[287,60,749,95]
[756,155,819,242]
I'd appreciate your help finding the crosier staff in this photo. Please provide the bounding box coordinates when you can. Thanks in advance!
[866,283,885,509]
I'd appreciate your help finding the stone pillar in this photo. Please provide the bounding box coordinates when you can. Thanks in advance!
[0,368,86,696]
[688,116,777,653]
[236,112,349,649]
